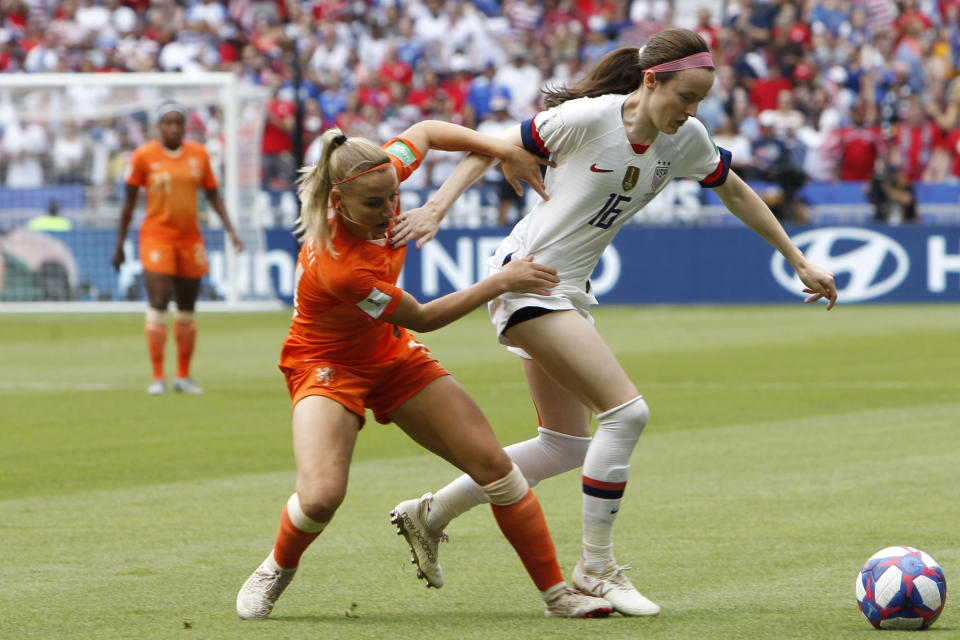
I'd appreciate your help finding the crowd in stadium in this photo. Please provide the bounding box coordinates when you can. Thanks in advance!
[0,0,958,224]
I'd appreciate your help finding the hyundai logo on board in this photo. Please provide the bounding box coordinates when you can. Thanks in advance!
[771,227,910,302]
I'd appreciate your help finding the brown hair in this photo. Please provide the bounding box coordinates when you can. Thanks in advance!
[296,128,391,256]
[542,29,711,108]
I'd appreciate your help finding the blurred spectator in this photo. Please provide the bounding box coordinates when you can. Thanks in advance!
[712,117,754,178]
[580,28,617,69]
[759,89,805,141]
[477,96,527,225]
[809,0,851,37]
[28,200,72,232]
[309,20,350,81]
[693,7,719,49]
[894,0,933,36]
[505,0,544,32]
[407,66,443,114]
[357,70,392,112]
[186,0,226,31]
[261,86,296,218]
[495,50,542,118]
[867,162,918,223]
[413,0,451,45]
[466,62,511,122]
[51,122,87,184]
[379,43,413,86]
[23,32,60,72]
[749,59,793,113]
[830,100,887,181]
[891,97,943,182]
[442,55,473,115]
[318,74,350,125]
[3,119,47,187]
[753,111,809,223]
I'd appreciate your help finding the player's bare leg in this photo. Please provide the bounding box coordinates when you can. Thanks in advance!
[506,310,660,616]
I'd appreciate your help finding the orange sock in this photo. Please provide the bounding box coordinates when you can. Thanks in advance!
[490,490,564,592]
[273,504,323,570]
[145,322,166,380]
[174,320,197,378]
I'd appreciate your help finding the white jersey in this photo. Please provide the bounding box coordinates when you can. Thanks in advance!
[489,93,730,298]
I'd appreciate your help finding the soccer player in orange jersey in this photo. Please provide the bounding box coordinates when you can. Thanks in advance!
[112,103,244,395]
[235,122,613,620]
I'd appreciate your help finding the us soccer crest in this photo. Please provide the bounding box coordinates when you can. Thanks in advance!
[622,166,640,191]
[651,161,671,191]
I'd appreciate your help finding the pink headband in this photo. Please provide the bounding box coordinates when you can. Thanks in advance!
[644,52,715,74]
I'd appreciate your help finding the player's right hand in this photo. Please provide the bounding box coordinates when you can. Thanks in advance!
[390,202,443,249]
[111,246,124,272]
[500,147,555,201]
[499,255,558,296]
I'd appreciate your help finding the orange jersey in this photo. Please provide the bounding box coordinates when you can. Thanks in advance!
[279,137,424,371]
[126,139,218,242]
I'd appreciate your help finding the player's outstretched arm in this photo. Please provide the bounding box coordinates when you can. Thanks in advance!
[713,170,838,310]
[390,125,551,249]
[386,256,558,333]
[389,152,496,249]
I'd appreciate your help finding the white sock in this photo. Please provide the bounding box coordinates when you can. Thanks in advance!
[426,427,591,531]
[581,396,649,572]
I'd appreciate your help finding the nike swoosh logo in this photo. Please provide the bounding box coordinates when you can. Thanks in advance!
[590,163,614,173]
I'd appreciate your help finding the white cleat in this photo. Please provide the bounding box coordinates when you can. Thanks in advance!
[236,556,297,620]
[544,588,613,618]
[390,492,448,588]
[572,558,660,616]
[172,377,204,394]
[146,379,166,395]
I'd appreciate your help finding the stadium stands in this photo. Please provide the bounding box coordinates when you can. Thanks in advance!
[0,0,957,230]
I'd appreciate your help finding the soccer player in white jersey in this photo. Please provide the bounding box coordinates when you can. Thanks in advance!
[389,29,838,617]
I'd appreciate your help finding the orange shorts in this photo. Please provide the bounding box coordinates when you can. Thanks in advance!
[139,237,208,278]
[282,338,449,427]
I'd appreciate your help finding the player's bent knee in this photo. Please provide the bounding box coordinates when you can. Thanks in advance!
[539,427,592,471]
[145,308,167,324]
[296,487,345,523]
[465,449,514,488]
[596,395,650,442]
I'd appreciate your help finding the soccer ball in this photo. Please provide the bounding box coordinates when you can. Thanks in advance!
[856,546,947,630]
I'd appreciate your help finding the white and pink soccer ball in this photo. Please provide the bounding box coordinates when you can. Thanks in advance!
[856,546,947,630]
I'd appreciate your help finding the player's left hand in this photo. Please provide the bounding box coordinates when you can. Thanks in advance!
[500,147,556,201]
[796,261,837,310]
[230,230,244,252]
[390,201,443,250]
[499,255,559,296]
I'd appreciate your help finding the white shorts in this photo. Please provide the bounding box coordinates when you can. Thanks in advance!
[487,257,596,359]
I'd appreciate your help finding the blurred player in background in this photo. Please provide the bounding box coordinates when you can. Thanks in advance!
[111,102,244,395]
[390,28,838,617]
[235,123,614,620]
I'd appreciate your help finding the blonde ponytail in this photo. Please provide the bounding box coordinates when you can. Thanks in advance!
[296,128,391,256]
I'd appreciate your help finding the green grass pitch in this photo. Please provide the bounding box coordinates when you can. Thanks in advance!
[1,304,957,639]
